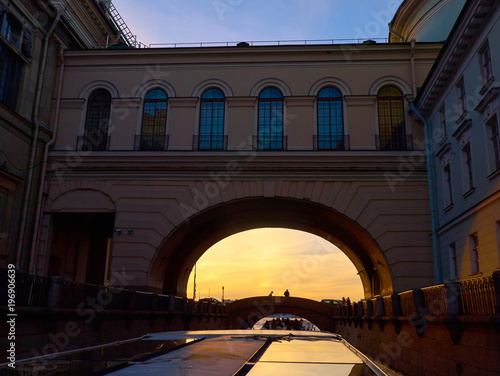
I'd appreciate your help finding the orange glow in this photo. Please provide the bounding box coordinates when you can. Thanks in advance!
[187,228,364,302]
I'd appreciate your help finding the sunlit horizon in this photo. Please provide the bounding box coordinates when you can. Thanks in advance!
[186,228,364,303]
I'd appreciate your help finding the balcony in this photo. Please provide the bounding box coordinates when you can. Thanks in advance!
[376,133,413,151]
[77,129,110,151]
[313,135,350,150]
[135,134,169,151]
[193,135,228,151]
[253,135,288,151]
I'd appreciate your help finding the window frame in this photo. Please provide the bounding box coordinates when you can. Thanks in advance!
[80,88,112,151]
[479,41,493,84]
[376,85,408,150]
[449,242,458,280]
[461,142,474,194]
[456,78,467,115]
[442,162,453,209]
[257,87,285,151]
[138,88,168,151]
[469,233,480,275]
[316,87,345,150]
[197,88,226,151]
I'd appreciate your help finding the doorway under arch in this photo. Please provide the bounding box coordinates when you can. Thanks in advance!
[149,197,392,299]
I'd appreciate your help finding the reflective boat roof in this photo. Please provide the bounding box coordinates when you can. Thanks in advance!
[105,330,387,376]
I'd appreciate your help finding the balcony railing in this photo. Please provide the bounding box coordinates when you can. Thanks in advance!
[313,135,350,150]
[422,284,447,316]
[77,129,110,151]
[193,135,228,151]
[460,276,496,315]
[134,134,169,151]
[399,290,415,317]
[376,133,413,151]
[253,135,287,151]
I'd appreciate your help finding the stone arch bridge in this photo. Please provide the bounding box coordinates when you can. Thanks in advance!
[226,296,336,332]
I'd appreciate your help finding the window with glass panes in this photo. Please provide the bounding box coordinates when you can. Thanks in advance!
[140,89,167,150]
[317,87,344,150]
[377,86,406,150]
[83,89,111,151]
[258,87,283,150]
[199,88,225,150]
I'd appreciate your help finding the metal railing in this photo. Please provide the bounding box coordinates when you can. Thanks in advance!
[193,135,228,151]
[77,129,110,151]
[313,135,350,150]
[253,135,288,151]
[376,133,413,151]
[134,134,169,151]
[460,276,495,315]
[399,290,415,317]
[383,296,393,317]
[422,284,447,316]
[148,38,389,49]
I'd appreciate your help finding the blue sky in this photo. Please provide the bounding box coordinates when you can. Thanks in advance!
[117,0,405,46]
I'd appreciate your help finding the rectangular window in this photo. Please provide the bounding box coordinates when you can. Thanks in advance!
[442,163,453,208]
[469,233,480,275]
[0,43,22,109]
[479,41,493,83]
[449,242,458,279]
[487,118,500,173]
[439,105,447,139]
[456,78,466,115]
[461,142,474,193]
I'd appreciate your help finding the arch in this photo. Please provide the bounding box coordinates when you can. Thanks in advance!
[79,80,119,99]
[250,78,292,97]
[50,189,116,212]
[368,76,412,96]
[191,79,233,98]
[135,80,176,98]
[308,77,352,96]
[148,197,392,300]
[227,296,336,332]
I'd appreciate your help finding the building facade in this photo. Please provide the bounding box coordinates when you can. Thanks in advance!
[0,0,126,271]
[35,38,444,298]
[415,0,500,283]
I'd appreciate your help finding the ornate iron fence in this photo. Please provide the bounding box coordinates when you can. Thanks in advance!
[399,290,415,317]
[460,276,495,315]
[422,284,447,316]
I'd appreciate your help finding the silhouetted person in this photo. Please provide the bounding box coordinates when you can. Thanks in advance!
[269,291,273,296]
[284,289,290,298]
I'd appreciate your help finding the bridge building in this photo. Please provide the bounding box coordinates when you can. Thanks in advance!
[35,33,444,299]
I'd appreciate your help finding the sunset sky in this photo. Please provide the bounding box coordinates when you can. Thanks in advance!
[186,228,364,302]
[117,0,404,46]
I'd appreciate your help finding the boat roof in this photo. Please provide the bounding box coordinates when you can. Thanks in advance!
[105,330,387,376]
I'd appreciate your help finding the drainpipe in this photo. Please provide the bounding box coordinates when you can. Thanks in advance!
[15,11,61,269]
[408,100,443,284]
[410,39,418,98]
[388,22,406,43]
[29,43,65,275]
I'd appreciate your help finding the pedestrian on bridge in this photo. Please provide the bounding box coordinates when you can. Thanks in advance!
[284,289,290,298]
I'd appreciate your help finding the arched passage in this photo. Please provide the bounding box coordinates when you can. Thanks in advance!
[149,197,392,299]
[227,296,336,332]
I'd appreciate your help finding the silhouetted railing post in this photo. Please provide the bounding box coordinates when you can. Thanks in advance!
[391,293,402,318]
[47,276,62,308]
[358,300,364,317]
[168,295,176,312]
[413,288,425,316]
[493,271,500,314]
[366,299,373,318]
[376,297,385,317]
[445,281,461,315]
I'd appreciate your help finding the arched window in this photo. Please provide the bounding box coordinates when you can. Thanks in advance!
[377,86,408,150]
[317,87,345,150]
[198,88,225,150]
[80,89,111,151]
[138,89,168,150]
[257,87,284,150]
